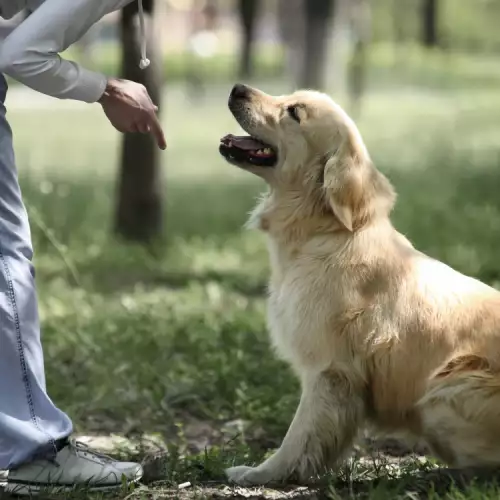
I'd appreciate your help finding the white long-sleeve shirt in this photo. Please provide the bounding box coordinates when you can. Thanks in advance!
[0,0,146,103]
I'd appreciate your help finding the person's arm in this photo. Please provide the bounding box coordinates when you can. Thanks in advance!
[0,0,133,103]
[0,0,166,149]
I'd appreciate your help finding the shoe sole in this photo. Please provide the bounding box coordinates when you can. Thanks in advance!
[1,475,142,496]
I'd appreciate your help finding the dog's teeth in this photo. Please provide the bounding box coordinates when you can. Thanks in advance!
[254,148,272,156]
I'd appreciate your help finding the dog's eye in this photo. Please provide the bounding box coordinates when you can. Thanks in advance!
[287,105,301,123]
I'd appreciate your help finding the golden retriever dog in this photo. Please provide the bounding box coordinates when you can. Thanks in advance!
[218,83,500,486]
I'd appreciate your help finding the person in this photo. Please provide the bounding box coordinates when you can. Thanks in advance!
[0,0,166,495]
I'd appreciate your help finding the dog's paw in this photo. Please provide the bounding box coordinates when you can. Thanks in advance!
[225,465,271,486]
[225,465,256,485]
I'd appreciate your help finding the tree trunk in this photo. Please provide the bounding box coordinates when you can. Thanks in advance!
[237,0,260,79]
[300,0,335,90]
[347,0,371,118]
[277,0,304,89]
[115,0,164,243]
[421,0,438,48]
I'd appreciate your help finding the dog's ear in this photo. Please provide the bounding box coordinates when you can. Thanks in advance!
[323,144,368,232]
[323,133,394,231]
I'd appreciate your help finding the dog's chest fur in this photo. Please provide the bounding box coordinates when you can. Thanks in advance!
[264,236,353,373]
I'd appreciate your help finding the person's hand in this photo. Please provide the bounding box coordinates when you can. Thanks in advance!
[98,78,167,150]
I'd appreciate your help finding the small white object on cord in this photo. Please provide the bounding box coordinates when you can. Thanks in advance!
[138,0,150,69]
[139,57,150,70]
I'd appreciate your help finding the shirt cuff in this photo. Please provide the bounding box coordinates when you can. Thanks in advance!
[72,67,107,103]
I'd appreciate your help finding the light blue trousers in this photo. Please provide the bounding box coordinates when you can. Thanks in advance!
[0,74,72,469]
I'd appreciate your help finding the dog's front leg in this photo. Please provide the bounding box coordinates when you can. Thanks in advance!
[226,371,365,486]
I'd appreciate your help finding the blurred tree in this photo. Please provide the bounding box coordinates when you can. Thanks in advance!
[300,0,336,89]
[115,0,164,242]
[237,0,260,79]
[277,0,304,88]
[347,0,371,118]
[393,0,406,48]
[421,0,439,47]
[186,0,219,101]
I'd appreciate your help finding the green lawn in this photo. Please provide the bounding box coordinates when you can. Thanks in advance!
[5,49,500,498]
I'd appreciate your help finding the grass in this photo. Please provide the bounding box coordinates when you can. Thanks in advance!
[5,46,500,498]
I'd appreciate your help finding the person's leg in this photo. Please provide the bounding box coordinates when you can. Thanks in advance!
[0,73,73,469]
[0,74,143,496]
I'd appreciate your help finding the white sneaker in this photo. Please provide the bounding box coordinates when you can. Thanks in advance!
[0,439,143,496]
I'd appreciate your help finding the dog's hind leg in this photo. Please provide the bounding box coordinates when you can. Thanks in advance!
[417,364,500,467]
[225,370,365,486]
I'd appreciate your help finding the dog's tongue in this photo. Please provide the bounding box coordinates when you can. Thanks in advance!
[221,134,265,151]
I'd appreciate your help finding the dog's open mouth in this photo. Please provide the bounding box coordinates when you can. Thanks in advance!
[219,134,277,167]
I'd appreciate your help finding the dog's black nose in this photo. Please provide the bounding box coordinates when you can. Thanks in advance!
[230,83,249,100]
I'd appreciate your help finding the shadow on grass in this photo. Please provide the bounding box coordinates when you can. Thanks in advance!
[22,176,263,244]
[85,268,268,298]
[335,466,500,499]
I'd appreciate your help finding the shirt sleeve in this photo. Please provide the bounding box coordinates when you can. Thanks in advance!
[0,0,134,103]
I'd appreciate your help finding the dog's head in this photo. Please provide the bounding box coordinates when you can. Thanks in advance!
[219,84,395,232]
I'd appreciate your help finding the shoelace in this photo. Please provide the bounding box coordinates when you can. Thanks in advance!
[69,440,117,464]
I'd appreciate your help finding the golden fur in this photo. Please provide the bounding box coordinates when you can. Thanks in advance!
[222,84,500,486]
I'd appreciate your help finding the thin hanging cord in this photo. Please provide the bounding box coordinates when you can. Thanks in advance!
[138,0,150,69]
